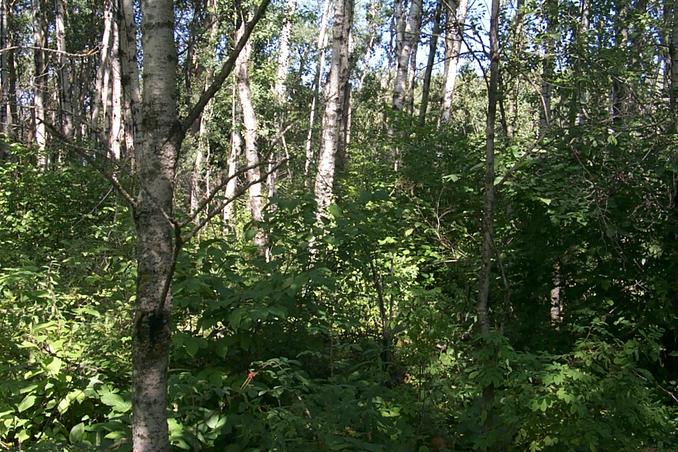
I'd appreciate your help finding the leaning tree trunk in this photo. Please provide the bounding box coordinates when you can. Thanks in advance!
[439,0,468,126]
[314,0,353,221]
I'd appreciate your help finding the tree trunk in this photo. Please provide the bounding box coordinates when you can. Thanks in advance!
[109,13,123,160]
[392,0,422,111]
[120,0,142,159]
[224,83,242,226]
[438,0,468,126]
[304,0,332,187]
[0,0,11,137]
[132,0,183,448]
[314,0,353,221]
[478,0,500,335]
[92,0,114,144]
[190,0,220,218]
[55,0,73,139]
[406,7,423,114]
[270,0,297,201]
[31,0,47,163]
[236,21,268,252]
[671,2,678,130]
[418,0,442,126]
[568,0,589,126]
[550,261,563,328]
[274,0,297,101]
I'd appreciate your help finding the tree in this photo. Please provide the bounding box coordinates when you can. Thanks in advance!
[314,0,353,221]
[129,0,271,448]
[439,0,468,126]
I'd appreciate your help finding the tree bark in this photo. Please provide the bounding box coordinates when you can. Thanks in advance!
[392,0,422,111]
[671,1,678,130]
[92,0,114,144]
[224,82,242,226]
[304,0,332,187]
[132,0,178,447]
[418,0,442,126]
[31,0,47,163]
[270,0,297,201]
[55,0,73,139]
[438,0,468,126]
[314,0,353,221]
[236,20,268,252]
[120,0,142,159]
[478,0,500,335]
[109,13,123,160]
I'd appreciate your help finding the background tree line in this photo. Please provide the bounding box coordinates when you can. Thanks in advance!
[0,0,676,450]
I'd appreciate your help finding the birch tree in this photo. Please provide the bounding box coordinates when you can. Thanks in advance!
[129,0,271,448]
[392,0,422,111]
[439,0,468,126]
[304,0,332,186]
[478,0,500,335]
[55,0,73,139]
[31,0,47,161]
[236,19,268,253]
[314,0,353,221]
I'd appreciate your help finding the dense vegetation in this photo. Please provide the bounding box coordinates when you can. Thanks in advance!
[0,0,677,450]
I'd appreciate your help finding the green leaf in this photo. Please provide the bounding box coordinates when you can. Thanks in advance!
[17,394,36,413]
[69,422,85,444]
[327,203,342,219]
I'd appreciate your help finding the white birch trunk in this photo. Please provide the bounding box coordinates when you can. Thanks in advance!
[92,0,113,143]
[55,0,73,139]
[31,0,46,161]
[236,23,267,251]
[120,0,142,158]
[439,0,468,126]
[109,14,123,160]
[314,0,353,221]
[392,0,422,111]
[224,82,241,226]
[304,0,332,186]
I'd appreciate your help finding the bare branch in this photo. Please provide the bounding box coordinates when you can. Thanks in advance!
[183,159,287,242]
[180,160,269,228]
[44,123,137,208]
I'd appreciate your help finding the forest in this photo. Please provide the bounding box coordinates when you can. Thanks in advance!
[0,0,677,450]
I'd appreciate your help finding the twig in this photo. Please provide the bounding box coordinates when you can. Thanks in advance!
[183,159,287,242]
[44,123,137,209]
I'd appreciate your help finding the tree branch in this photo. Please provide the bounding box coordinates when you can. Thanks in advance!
[180,0,272,135]
[44,123,137,209]
[183,159,287,242]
